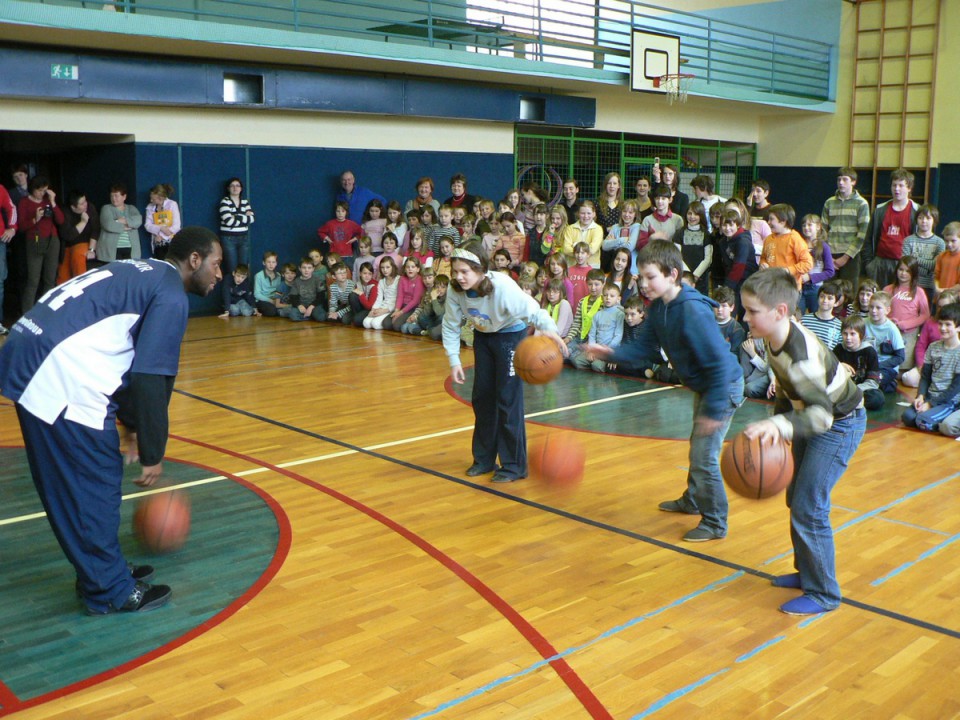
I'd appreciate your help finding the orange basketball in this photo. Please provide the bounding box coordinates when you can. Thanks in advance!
[514,335,563,385]
[529,432,586,491]
[133,491,191,554]
[721,432,794,499]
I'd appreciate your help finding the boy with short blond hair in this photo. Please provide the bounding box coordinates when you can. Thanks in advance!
[585,240,744,543]
[288,257,326,322]
[740,268,865,616]
[864,290,905,392]
[573,283,624,373]
[220,264,258,319]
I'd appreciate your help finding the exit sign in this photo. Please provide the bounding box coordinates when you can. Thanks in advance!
[50,64,79,80]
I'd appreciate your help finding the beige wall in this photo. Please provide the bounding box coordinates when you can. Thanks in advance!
[0,99,514,153]
[930,0,960,164]
[590,85,761,143]
[756,2,856,167]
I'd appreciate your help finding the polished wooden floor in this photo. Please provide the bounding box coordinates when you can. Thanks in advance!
[1,317,959,719]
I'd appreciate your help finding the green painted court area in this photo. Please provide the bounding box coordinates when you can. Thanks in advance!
[454,368,904,437]
[0,450,281,704]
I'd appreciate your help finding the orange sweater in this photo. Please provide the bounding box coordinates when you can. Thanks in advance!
[761,230,813,287]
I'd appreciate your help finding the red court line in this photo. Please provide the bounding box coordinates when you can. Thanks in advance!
[0,680,18,711]
[170,433,614,720]
[0,455,292,718]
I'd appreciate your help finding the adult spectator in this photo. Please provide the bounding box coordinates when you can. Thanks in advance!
[17,176,64,312]
[863,168,918,288]
[821,167,870,286]
[559,178,582,225]
[57,191,99,283]
[337,170,385,222]
[98,183,143,263]
[144,183,181,261]
[219,177,255,305]
[442,173,478,211]
[404,176,440,216]
[0,182,16,335]
[0,227,222,615]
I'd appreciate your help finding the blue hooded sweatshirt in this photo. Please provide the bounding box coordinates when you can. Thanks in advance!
[610,285,742,420]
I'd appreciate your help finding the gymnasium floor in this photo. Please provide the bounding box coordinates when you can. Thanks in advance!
[1,317,958,719]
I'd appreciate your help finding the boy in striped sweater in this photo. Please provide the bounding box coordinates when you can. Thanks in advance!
[741,268,865,616]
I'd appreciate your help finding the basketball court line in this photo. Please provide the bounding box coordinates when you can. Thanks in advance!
[167,389,960,641]
[169,433,614,720]
[0,384,677,528]
[2,391,957,640]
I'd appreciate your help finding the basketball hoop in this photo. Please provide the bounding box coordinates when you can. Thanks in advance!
[654,73,695,105]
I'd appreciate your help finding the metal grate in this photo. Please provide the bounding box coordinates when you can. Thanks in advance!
[516,126,756,203]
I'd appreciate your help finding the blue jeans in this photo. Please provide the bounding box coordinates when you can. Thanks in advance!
[902,401,959,432]
[221,233,250,306]
[787,407,866,609]
[683,376,744,536]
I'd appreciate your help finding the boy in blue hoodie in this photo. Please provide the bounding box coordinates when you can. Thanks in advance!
[586,239,744,542]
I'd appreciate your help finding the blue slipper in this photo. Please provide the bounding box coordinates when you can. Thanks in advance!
[771,573,801,589]
[779,595,832,616]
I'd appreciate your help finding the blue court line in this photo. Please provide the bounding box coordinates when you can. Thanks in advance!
[630,634,786,720]
[630,669,729,719]
[409,573,744,720]
[172,389,960,642]
[760,472,960,569]
[834,471,960,534]
[871,533,960,587]
[874,516,952,537]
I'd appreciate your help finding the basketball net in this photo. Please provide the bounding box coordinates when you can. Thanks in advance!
[655,73,694,105]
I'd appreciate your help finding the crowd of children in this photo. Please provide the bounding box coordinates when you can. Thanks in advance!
[215,166,960,439]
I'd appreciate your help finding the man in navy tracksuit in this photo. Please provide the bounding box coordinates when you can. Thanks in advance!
[0,227,222,615]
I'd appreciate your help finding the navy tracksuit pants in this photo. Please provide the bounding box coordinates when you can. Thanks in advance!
[17,405,136,613]
[470,328,527,479]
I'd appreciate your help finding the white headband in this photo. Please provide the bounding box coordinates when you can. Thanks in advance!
[452,248,481,265]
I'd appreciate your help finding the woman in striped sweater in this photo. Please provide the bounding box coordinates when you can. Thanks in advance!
[218,177,255,306]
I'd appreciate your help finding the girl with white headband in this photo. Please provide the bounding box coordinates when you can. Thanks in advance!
[442,241,566,483]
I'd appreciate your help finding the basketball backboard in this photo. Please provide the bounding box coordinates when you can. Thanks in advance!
[630,30,681,94]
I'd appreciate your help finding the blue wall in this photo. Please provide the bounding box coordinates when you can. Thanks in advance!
[127,142,513,314]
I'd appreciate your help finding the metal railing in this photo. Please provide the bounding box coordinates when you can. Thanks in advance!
[29,0,833,101]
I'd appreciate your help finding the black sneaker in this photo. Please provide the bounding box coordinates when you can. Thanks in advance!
[658,498,699,515]
[491,471,526,483]
[86,581,172,616]
[465,463,497,477]
[76,564,154,598]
